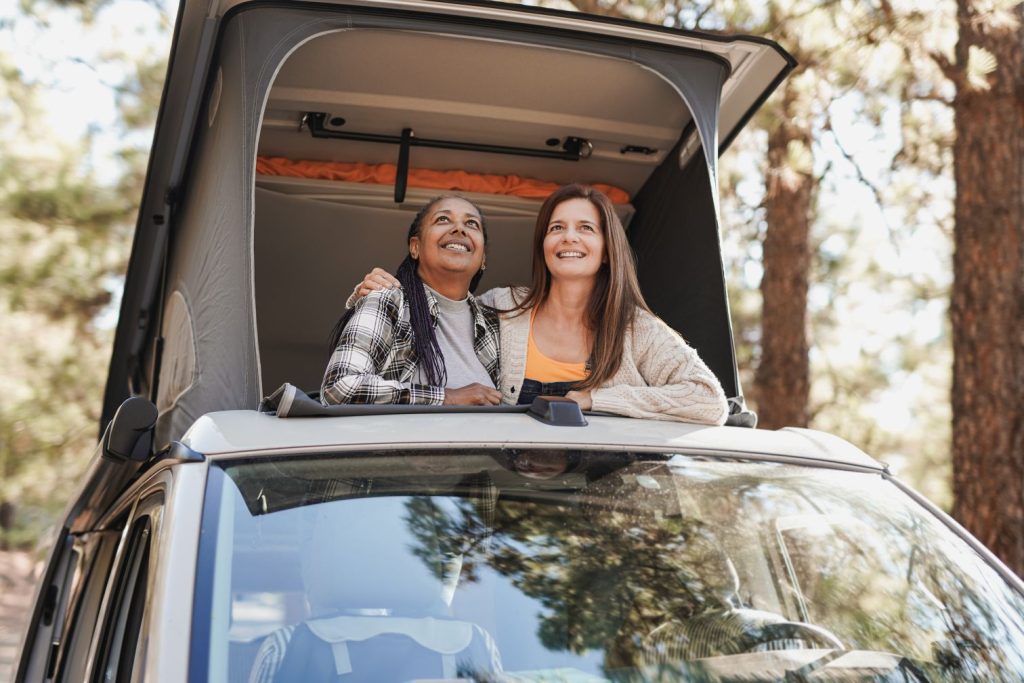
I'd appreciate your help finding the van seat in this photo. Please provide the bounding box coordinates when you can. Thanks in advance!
[228,637,265,683]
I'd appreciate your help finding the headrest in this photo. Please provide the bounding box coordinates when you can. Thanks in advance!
[301,497,450,615]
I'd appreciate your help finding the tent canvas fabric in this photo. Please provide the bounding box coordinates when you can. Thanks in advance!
[106,2,793,445]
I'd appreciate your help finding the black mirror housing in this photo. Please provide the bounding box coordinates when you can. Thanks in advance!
[102,396,159,462]
[527,396,588,427]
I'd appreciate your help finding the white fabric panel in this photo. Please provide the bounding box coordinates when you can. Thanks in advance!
[160,18,259,441]
[154,289,197,447]
[156,290,197,413]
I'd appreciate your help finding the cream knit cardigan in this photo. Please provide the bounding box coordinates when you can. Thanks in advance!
[479,287,729,425]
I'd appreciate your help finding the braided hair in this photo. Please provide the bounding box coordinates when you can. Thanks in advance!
[327,196,488,387]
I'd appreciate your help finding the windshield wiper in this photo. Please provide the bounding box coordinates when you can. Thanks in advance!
[784,651,931,683]
[895,656,932,682]
[783,649,844,682]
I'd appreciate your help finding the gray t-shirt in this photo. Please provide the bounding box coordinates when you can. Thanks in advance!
[412,286,495,390]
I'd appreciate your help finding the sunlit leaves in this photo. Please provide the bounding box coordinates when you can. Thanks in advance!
[965,45,998,91]
[781,139,814,187]
[968,0,1022,32]
[0,0,168,545]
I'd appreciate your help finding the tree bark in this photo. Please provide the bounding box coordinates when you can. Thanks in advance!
[756,84,813,429]
[0,501,13,550]
[950,1,1024,575]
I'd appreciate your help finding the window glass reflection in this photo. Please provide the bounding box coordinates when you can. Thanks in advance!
[201,451,1024,682]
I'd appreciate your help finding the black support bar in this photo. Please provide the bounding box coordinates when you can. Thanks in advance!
[395,127,412,203]
[305,112,590,162]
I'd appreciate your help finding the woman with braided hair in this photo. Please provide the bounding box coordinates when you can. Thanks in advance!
[320,196,503,406]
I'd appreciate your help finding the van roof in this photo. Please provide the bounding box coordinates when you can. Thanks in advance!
[181,410,882,471]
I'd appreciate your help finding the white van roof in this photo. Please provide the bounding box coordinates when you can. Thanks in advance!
[182,410,881,471]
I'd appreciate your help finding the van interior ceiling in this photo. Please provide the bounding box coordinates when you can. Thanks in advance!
[254,28,735,397]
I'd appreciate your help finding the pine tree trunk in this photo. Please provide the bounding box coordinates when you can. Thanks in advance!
[0,501,13,550]
[756,86,813,429]
[950,1,1024,575]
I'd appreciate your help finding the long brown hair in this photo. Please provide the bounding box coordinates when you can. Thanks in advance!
[507,183,650,390]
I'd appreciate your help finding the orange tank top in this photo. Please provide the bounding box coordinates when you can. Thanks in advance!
[525,309,589,383]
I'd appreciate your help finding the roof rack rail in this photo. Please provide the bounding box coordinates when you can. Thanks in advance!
[262,383,589,427]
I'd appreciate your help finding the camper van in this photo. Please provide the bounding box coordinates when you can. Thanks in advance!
[15,0,1024,681]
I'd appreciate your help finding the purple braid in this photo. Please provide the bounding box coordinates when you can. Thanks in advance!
[396,253,445,387]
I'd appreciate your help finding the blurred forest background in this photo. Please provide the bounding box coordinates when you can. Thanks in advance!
[0,0,1021,588]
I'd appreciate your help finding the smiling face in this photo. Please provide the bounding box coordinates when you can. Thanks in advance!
[410,197,486,285]
[542,197,606,283]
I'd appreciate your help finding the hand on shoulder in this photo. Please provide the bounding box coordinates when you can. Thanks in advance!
[357,267,400,297]
[476,285,524,310]
[352,282,405,315]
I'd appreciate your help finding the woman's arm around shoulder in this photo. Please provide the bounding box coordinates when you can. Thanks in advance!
[589,309,729,425]
[475,286,526,310]
[321,288,445,406]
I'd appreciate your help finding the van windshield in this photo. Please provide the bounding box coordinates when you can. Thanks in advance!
[193,450,1024,682]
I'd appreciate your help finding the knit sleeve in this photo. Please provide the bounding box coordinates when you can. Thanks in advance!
[477,286,523,309]
[590,313,729,425]
[476,287,501,308]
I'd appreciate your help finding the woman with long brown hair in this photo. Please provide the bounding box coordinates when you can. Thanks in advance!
[352,184,728,424]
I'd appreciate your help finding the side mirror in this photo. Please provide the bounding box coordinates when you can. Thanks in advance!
[102,397,158,462]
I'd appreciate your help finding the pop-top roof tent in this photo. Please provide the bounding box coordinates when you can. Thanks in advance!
[101,0,795,443]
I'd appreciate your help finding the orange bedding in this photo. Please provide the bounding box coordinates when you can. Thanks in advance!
[256,156,631,204]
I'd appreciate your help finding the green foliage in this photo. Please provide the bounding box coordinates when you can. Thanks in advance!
[115,54,168,129]
[406,483,735,675]
[0,0,168,546]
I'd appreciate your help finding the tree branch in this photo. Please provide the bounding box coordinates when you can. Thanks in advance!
[825,122,886,210]
[822,116,901,252]
[692,2,714,31]
[928,50,962,89]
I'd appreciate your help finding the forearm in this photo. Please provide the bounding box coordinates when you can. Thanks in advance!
[591,318,729,424]
[321,373,445,405]
[590,382,728,424]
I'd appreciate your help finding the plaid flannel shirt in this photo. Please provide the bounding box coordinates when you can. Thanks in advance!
[321,285,500,405]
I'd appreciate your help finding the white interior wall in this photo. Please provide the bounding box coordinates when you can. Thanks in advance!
[258,29,688,195]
